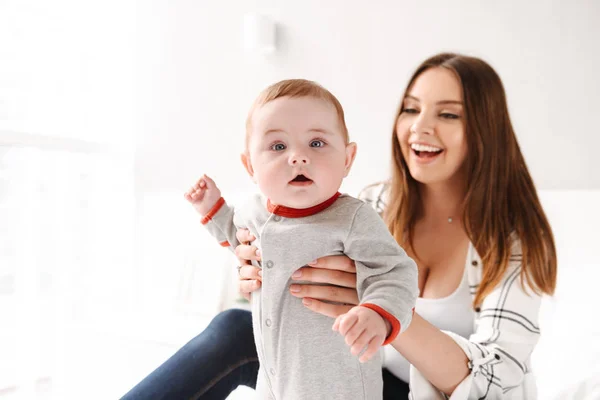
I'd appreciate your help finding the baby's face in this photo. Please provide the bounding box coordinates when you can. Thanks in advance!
[243,96,356,209]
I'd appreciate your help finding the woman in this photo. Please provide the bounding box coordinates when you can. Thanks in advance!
[122,53,556,399]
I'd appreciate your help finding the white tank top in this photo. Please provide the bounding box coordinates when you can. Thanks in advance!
[382,245,476,383]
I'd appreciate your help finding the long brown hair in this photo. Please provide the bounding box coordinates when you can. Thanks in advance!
[385,53,557,306]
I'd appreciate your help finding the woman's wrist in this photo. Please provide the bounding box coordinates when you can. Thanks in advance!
[390,312,469,396]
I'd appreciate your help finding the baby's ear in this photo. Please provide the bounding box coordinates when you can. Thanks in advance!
[240,152,256,182]
[344,142,358,177]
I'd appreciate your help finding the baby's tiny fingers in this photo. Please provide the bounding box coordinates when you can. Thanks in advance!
[338,313,358,336]
[202,174,217,189]
[345,324,366,347]
[332,314,343,332]
[359,338,382,363]
[350,329,370,355]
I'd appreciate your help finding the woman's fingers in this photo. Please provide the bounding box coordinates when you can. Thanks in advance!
[238,265,262,281]
[238,279,261,295]
[291,267,356,288]
[235,228,256,244]
[235,244,261,264]
[301,298,353,319]
[310,255,356,273]
[234,228,260,267]
[289,284,359,305]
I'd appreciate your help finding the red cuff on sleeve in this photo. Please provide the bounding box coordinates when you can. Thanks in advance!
[201,197,225,225]
[360,303,401,345]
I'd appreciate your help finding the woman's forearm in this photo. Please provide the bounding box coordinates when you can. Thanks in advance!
[391,312,469,395]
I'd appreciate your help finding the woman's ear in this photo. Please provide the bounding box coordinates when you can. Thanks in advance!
[343,142,358,177]
[241,152,256,183]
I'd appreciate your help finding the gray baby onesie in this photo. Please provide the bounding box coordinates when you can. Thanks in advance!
[202,192,418,400]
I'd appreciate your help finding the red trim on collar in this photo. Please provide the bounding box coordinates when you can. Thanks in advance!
[267,192,341,218]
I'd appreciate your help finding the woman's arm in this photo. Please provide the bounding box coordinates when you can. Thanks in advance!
[295,255,542,400]
[390,313,469,395]
[406,241,542,399]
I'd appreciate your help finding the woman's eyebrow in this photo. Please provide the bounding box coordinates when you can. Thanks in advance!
[405,95,463,105]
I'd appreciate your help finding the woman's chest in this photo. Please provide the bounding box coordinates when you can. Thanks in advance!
[409,225,470,299]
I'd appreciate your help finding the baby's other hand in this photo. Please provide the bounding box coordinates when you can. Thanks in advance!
[332,306,388,363]
[184,174,222,216]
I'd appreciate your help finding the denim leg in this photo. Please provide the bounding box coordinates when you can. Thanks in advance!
[382,368,410,400]
[121,308,259,400]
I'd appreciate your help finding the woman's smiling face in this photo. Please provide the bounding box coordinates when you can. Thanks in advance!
[395,67,468,186]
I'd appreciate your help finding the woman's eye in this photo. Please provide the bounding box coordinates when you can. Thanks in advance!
[403,108,418,114]
[270,143,286,151]
[310,140,325,148]
[440,113,459,120]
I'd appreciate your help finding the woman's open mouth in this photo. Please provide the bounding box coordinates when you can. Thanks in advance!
[289,174,313,186]
[410,143,443,162]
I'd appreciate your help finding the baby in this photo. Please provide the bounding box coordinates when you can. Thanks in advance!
[184,79,418,400]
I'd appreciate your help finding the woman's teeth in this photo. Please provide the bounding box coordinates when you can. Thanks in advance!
[410,143,442,153]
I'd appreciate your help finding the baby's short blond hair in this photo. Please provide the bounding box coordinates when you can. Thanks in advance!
[245,79,349,148]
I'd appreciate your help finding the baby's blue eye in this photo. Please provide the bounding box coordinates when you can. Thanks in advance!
[310,140,325,148]
[271,143,286,151]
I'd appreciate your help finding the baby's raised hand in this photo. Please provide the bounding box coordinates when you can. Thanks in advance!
[332,306,390,363]
[184,174,222,216]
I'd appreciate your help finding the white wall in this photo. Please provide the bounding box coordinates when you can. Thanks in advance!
[0,0,136,150]
[135,0,600,197]
[533,190,600,398]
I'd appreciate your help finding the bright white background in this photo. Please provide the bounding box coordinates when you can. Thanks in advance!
[1,0,599,399]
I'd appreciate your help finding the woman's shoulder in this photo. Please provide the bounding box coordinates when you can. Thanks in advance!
[357,181,390,215]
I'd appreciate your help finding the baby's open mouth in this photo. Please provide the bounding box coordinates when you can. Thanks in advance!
[292,174,311,182]
[289,174,313,185]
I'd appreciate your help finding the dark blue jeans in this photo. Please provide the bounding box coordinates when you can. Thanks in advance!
[121,308,409,399]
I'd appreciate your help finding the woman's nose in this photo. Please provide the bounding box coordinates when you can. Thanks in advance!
[410,113,435,135]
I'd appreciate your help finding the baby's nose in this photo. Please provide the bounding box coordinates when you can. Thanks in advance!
[289,154,309,165]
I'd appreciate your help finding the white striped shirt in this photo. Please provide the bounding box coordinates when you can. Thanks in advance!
[359,183,541,399]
